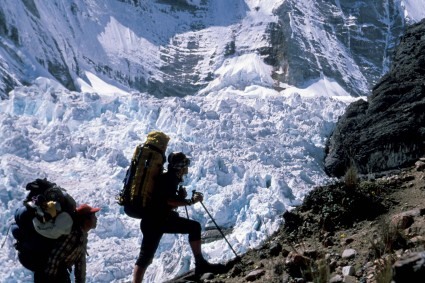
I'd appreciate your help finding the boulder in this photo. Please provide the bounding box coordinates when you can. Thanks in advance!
[393,251,425,282]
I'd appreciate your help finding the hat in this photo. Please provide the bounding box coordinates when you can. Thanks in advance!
[76,204,100,216]
[168,152,190,170]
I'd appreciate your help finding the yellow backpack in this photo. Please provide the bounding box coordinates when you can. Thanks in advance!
[117,131,169,218]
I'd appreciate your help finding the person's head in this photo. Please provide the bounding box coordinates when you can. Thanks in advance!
[167,152,190,178]
[75,204,100,232]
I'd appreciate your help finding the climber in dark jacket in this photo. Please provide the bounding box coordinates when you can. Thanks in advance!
[132,152,225,282]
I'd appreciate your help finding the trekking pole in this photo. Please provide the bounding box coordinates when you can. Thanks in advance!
[184,205,189,219]
[194,191,239,259]
[1,223,12,249]
[180,186,190,219]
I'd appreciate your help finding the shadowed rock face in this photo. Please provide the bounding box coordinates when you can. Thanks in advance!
[324,19,425,177]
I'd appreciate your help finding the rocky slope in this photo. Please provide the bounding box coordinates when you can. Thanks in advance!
[168,159,425,283]
[324,18,425,177]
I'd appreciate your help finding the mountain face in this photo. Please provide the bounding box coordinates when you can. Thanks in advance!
[324,18,425,177]
[273,0,405,96]
[0,0,416,99]
[0,0,266,98]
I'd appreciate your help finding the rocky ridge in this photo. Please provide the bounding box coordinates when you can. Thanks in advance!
[168,159,425,283]
[273,0,405,96]
[324,18,425,177]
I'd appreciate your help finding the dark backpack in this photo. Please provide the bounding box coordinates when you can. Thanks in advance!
[11,205,57,272]
[11,178,76,271]
[24,178,76,213]
[117,131,169,219]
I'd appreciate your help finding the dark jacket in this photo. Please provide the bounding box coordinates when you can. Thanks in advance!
[149,170,182,220]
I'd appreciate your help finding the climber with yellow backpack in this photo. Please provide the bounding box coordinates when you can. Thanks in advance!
[117,131,170,219]
[117,131,226,282]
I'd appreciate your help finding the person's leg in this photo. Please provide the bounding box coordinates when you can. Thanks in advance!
[33,271,46,283]
[189,240,202,257]
[162,214,202,257]
[43,266,70,283]
[32,253,51,283]
[132,265,146,283]
[162,214,226,274]
[133,218,163,283]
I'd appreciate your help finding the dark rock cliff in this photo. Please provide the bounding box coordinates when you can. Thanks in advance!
[324,19,425,177]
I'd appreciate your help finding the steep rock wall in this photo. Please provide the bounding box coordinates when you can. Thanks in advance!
[324,19,425,177]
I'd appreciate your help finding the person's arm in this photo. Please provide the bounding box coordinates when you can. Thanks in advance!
[166,198,191,207]
[74,243,87,283]
[166,191,203,207]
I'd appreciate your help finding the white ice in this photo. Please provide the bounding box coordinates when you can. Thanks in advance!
[0,69,356,282]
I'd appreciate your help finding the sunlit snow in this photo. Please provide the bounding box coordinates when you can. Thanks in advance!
[402,0,425,22]
[79,72,130,96]
[0,70,354,282]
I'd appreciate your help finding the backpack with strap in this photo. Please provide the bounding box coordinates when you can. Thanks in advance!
[10,178,76,272]
[24,178,76,213]
[117,131,170,219]
[11,205,57,272]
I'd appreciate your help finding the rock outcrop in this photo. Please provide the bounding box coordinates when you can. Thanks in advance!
[325,19,425,177]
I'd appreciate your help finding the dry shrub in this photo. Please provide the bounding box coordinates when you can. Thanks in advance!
[310,258,330,283]
[344,164,359,189]
[287,241,330,283]
[369,219,407,259]
[374,255,395,283]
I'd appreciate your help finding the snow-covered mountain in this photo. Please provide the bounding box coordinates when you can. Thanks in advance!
[0,1,424,282]
[1,0,423,99]
[0,0,280,98]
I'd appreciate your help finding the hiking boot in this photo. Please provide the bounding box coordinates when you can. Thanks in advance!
[195,259,226,276]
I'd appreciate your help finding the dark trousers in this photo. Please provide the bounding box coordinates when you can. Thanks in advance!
[17,251,68,283]
[136,211,201,268]
[34,267,70,283]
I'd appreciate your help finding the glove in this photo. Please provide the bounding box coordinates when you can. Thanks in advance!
[191,192,203,204]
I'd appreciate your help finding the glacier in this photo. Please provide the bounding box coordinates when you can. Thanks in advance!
[0,72,353,282]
